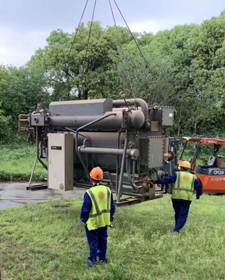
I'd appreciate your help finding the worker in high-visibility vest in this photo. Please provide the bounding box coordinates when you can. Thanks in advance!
[151,161,203,233]
[80,167,116,266]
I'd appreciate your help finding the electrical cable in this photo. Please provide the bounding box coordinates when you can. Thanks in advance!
[84,0,97,68]
[112,0,149,68]
[113,0,167,105]
[67,0,164,104]
[108,0,134,97]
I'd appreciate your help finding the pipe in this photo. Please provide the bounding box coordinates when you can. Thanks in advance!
[36,127,47,170]
[78,146,139,159]
[113,98,148,121]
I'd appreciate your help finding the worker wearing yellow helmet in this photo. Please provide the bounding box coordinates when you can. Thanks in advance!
[179,161,191,169]
[80,167,115,266]
[151,161,203,233]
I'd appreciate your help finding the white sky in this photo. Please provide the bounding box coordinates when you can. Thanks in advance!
[0,0,224,67]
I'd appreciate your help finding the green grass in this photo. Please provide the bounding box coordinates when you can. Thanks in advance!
[0,144,47,181]
[1,195,225,280]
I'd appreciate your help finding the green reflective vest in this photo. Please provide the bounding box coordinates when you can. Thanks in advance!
[171,172,196,201]
[86,185,111,231]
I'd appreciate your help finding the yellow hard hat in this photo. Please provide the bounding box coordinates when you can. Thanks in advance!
[90,167,104,181]
[179,161,191,169]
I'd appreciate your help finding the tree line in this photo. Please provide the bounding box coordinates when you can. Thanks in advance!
[1,11,225,142]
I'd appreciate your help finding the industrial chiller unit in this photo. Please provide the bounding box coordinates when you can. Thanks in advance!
[19,98,175,204]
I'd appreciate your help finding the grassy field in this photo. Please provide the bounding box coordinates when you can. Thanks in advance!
[1,195,225,280]
[0,144,47,181]
[0,142,219,182]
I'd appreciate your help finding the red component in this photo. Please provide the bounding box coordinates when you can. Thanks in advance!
[201,138,225,145]
[180,136,225,194]
[195,173,225,194]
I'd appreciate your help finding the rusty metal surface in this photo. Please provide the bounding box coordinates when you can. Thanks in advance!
[18,114,30,131]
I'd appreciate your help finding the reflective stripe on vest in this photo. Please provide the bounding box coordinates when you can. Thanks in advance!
[171,172,196,201]
[87,187,111,218]
[86,185,111,230]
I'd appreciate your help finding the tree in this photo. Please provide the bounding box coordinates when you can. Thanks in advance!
[29,22,129,101]
[1,66,49,130]
[117,52,175,105]
[0,102,11,142]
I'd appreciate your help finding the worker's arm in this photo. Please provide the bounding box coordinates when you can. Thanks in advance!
[156,173,177,185]
[110,193,116,221]
[80,193,92,223]
[194,178,203,199]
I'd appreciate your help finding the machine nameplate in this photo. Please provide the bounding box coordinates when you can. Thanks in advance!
[51,146,62,150]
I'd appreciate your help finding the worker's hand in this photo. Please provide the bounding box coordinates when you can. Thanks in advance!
[196,195,200,200]
[110,216,114,222]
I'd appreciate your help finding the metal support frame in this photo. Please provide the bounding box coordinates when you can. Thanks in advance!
[28,127,48,190]
[18,114,30,132]
[28,157,38,188]
[117,135,128,202]
[116,130,122,196]
[191,142,202,169]
[179,140,187,161]
[126,158,139,191]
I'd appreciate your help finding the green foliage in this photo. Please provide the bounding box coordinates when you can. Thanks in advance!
[117,53,175,104]
[0,103,11,143]
[1,195,225,279]
[28,22,127,101]
[1,12,225,141]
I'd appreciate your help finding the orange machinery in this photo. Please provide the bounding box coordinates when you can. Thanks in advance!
[179,137,225,194]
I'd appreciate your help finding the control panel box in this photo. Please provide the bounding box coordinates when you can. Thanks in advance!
[48,133,74,191]
[30,113,45,126]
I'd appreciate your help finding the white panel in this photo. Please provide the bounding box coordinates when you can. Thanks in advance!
[148,136,164,168]
[48,133,73,191]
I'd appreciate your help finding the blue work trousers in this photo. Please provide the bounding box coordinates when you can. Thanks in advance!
[85,226,108,263]
[172,199,191,232]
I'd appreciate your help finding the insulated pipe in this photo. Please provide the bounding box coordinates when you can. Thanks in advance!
[113,98,150,129]
[79,146,139,159]
[113,98,148,121]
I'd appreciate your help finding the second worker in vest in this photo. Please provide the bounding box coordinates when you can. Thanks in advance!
[80,167,116,266]
[151,161,203,233]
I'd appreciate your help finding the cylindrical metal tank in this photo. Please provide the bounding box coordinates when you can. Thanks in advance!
[73,132,126,172]
[49,110,145,130]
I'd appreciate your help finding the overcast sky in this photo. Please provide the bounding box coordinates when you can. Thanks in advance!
[0,0,224,67]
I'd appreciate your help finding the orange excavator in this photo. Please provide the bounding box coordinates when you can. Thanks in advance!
[179,137,225,194]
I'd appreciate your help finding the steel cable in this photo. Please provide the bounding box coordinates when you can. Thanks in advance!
[108,0,134,98]
[68,0,90,58]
